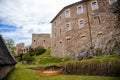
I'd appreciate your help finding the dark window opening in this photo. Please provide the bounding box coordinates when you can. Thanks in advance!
[43,40,45,42]
[94,16,100,24]
[60,29,61,34]
[54,44,56,46]
[34,40,36,42]
[60,41,62,44]
[67,38,71,40]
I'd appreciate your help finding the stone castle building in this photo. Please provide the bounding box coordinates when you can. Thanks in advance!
[51,0,120,59]
[16,34,51,55]
[16,43,25,55]
[31,34,51,49]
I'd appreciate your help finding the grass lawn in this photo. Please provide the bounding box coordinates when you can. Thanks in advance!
[4,63,120,80]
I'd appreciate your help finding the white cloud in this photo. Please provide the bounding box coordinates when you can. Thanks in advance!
[0,0,81,46]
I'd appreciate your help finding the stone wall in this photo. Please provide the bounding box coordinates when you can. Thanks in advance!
[61,59,120,76]
[16,43,25,56]
[31,34,51,49]
[0,65,15,80]
[51,0,120,59]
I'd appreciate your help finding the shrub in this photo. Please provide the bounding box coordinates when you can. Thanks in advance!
[22,53,35,64]
[17,53,24,61]
[28,48,34,56]
[34,47,46,55]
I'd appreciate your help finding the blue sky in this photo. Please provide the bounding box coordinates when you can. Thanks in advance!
[0,0,80,46]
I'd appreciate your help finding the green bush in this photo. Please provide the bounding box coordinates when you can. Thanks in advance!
[34,47,46,55]
[28,48,34,56]
[22,53,35,64]
[17,53,24,61]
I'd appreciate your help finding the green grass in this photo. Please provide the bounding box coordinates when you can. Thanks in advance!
[32,49,70,65]
[63,55,120,64]
[4,63,120,80]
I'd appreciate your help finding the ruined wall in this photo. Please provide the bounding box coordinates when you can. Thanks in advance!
[31,34,51,49]
[16,43,24,55]
[51,0,120,59]
[21,45,31,54]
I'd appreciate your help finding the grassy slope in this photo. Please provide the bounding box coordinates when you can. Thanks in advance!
[33,49,70,65]
[4,63,120,80]
[4,50,120,80]
[64,55,120,64]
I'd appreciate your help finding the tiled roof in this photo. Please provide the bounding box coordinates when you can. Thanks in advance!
[0,35,16,65]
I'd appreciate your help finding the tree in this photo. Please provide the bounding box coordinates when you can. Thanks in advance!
[5,39,15,55]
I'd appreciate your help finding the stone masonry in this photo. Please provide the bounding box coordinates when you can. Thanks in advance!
[16,43,25,55]
[31,34,51,49]
[16,34,51,55]
[51,0,120,59]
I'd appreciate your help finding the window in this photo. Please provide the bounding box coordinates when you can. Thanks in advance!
[94,16,101,24]
[54,44,56,46]
[34,40,35,42]
[59,41,62,44]
[66,22,71,31]
[66,36,71,43]
[59,16,61,22]
[91,1,98,10]
[65,9,70,18]
[54,22,56,27]
[78,19,84,28]
[60,28,62,34]
[109,0,117,4]
[43,40,45,42]
[77,5,83,14]
[81,35,86,39]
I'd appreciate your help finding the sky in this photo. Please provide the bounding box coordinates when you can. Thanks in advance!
[0,0,81,46]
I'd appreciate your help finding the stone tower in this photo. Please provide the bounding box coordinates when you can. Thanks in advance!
[16,43,24,55]
[31,34,51,49]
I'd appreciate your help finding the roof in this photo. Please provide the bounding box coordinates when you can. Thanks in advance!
[0,35,16,65]
[50,0,88,23]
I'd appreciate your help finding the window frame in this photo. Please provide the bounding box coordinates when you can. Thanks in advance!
[93,15,101,24]
[91,1,99,10]
[78,19,85,28]
[54,21,56,27]
[66,22,71,31]
[59,28,62,34]
[77,5,84,14]
[59,16,61,23]
[65,9,70,18]
[109,0,117,5]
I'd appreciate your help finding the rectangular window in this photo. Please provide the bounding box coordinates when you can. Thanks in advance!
[77,5,83,14]
[60,28,61,34]
[54,22,56,27]
[94,16,100,24]
[66,22,71,31]
[66,36,71,44]
[91,1,98,10]
[65,9,70,18]
[59,16,61,22]
[109,0,117,4]
[78,19,84,28]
